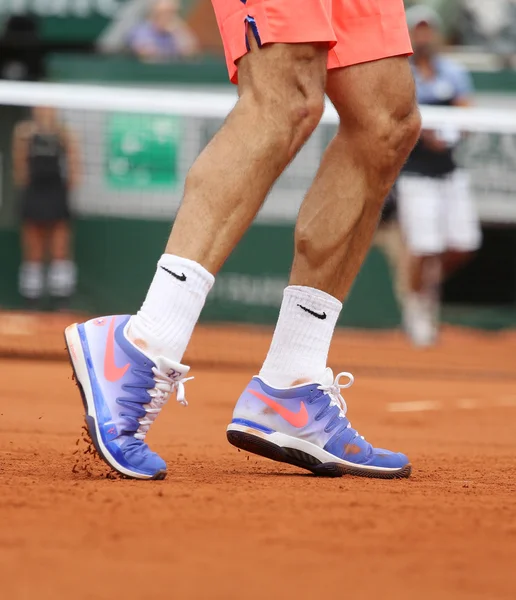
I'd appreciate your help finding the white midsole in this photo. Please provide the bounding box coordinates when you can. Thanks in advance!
[226,423,401,472]
[65,323,154,480]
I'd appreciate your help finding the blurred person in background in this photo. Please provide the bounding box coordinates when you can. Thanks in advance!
[459,0,516,65]
[128,0,199,61]
[404,0,460,42]
[0,15,44,81]
[13,107,81,310]
[398,5,482,346]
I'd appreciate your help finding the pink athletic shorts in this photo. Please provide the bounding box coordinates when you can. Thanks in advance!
[211,0,412,84]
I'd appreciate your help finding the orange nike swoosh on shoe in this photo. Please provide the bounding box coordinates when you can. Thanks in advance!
[104,317,130,382]
[249,389,309,428]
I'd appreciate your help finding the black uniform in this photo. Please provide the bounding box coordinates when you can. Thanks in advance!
[402,56,473,178]
[21,129,70,222]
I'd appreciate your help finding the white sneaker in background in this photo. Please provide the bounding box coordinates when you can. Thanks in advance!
[403,291,439,347]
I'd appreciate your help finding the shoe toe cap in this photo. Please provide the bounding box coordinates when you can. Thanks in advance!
[118,438,167,476]
[135,451,167,475]
[371,448,410,469]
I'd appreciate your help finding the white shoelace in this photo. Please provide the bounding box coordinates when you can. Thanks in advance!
[134,368,193,441]
[317,371,362,435]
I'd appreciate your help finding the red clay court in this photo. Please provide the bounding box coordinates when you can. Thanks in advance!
[1,315,516,599]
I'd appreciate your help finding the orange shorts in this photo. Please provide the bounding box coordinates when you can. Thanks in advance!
[211,0,412,84]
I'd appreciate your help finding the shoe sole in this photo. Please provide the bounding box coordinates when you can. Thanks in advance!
[64,323,167,481]
[227,424,411,479]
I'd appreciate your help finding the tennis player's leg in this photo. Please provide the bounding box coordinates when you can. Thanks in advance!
[127,34,328,359]
[259,57,420,386]
[165,36,327,272]
[290,59,419,296]
[228,3,421,478]
[259,0,419,385]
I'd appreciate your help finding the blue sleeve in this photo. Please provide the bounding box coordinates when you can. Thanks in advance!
[128,24,147,48]
[452,65,474,99]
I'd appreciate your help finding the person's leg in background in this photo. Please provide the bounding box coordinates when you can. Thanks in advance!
[65,28,330,479]
[374,197,409,307]
[399,171,481,346]
[228,57,421,478]
[406,252,441,346]
[441,250,474,277]
[47,220,77,309]
[404,245,475,347]
[398,176,444,346]
[403,248,474,349]
[19,221,46,308]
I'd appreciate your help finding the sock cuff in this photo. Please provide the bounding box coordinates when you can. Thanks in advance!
[158,254,215,295]
[22,261,44,273]
[284,285,342,311]
[259,285,342,387]
[129,254,214,361]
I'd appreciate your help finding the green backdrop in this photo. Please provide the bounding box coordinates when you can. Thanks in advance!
[0,217,401,328]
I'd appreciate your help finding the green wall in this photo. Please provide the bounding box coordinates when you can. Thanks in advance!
[0,217,401,328]
[45,53,516,92]
[3,217,516,329]
[47,54,230,85]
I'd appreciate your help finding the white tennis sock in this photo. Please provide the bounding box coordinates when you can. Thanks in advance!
[127,254,214,362]
[259,285,342,388]
[48,260,77,297]
[19,261,44,299]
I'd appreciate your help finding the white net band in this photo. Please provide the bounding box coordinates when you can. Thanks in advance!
[1,80,515,223]
[1,80,516,132]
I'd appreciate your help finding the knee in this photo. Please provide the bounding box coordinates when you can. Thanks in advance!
[289,88,326,142]
[241,81,325,161]
[368,98,421,178]
[294,91,326,145]
[336,94,421,187]
[391,99,421,160]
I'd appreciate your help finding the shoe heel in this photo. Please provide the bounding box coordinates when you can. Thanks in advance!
[64,323,93,417]
[227,429,287,464]
[64,324,81,371]
[227,424,341,476]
